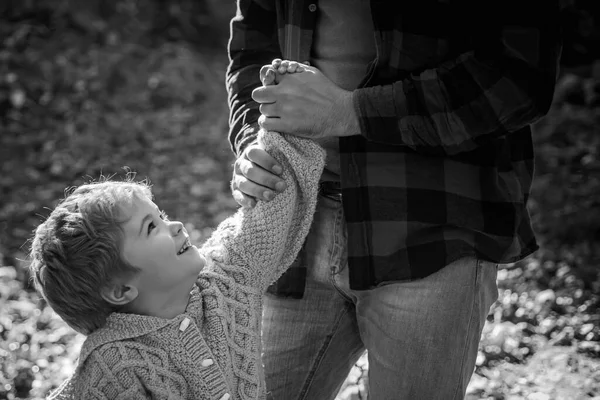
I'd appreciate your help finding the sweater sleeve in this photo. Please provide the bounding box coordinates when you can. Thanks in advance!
[201,130,325,292]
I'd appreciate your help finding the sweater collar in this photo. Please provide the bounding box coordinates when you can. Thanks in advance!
[77,284,203,366]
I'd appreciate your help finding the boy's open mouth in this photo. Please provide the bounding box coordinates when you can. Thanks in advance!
[177,238,192,255]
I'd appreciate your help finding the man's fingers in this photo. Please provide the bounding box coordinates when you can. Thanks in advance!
[271,58,282,69]
[258,114,274,132]
[263,69,276,86]
[231,171,257,208]
[232,188,256,209]
[260,65,277,86]
[259,115,313,140]
[231,149,287,202]
[244,147,286,182]
[252,85,277,103]
[287,61,299,73]
[233,161,274,201]
[233,164,279,202]
[258,115,287,134]
[259,64,270,82]
[278,60,290,74]
[259,103,278,117]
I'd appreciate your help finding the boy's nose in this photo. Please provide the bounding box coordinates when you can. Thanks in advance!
[169,221,184,236]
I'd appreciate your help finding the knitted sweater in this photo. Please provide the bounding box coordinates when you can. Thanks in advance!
[48,131,325,400]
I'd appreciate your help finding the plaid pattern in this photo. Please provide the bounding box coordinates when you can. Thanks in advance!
[226,0,563,291]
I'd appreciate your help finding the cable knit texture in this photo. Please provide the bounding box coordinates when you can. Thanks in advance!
[47,131,325,400]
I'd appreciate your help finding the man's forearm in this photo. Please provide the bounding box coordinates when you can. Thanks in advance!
[226,0,281,156]
[352,2,562,155]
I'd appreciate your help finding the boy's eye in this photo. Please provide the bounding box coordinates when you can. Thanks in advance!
[147,221,156,234]
[147,210,168,235]
[147,211,168,235]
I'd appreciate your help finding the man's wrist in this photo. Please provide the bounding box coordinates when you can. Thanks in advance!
[339,90,360,137]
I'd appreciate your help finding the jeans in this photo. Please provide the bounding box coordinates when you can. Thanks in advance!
[262,194,499,400]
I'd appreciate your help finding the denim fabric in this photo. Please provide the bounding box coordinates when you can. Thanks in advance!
[262,194,499,400]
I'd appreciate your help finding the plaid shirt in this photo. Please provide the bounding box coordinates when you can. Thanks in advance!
[226,0,563,293]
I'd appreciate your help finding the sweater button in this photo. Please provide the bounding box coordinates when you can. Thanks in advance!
[201,358,214,367]
[179,317,190,331]
[219,394,230,400]
[308,3,317,12]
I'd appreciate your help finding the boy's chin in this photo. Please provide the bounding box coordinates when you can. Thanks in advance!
[192,247,206,271]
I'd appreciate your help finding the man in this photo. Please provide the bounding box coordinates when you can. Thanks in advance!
[225,1,562,399]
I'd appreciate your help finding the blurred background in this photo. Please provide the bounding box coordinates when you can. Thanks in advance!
[0,1,599,399]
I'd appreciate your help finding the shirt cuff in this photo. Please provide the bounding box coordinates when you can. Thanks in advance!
[353,82,407,145]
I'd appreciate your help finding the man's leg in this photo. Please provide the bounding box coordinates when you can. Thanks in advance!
[348,257,498,400]
[262,195,365,400]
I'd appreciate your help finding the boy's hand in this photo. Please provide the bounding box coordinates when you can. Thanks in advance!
[260,59,307,86]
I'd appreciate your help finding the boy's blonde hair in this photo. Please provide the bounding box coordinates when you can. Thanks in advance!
[29,179,152,335]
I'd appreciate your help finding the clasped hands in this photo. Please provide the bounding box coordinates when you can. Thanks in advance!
[231,59,359,208]
[253,59,357,139]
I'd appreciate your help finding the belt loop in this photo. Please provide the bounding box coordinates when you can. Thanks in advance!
[319,181,342,201]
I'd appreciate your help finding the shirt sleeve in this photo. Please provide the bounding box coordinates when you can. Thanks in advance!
[354,1,563,155]
[201,131,325,292]
[226,0,282,156]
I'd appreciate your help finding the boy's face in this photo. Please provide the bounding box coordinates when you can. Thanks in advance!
[120,195,204,298]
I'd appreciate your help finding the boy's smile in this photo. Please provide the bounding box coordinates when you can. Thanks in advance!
[118,195,205,317]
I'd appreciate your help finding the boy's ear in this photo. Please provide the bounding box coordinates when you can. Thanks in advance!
[101,283,138,306]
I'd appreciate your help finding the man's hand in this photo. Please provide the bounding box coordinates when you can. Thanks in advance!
[231,143,287,208]
[251,64,360,139]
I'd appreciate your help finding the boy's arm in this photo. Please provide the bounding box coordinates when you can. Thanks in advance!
[201,131,325,292]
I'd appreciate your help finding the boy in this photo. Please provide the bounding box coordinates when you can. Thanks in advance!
[29,61,322,400]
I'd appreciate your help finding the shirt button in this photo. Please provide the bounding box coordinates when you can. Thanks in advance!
[179,317,190,332]
[219,394,230,400]
[308,4,317,12]
[200,358,214,367]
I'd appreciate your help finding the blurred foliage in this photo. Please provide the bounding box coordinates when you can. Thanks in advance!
[0,1,599,399]
[0,0,237,265]
[1,2,238,398]
[560,0,600,68]
[530,75,600,291]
